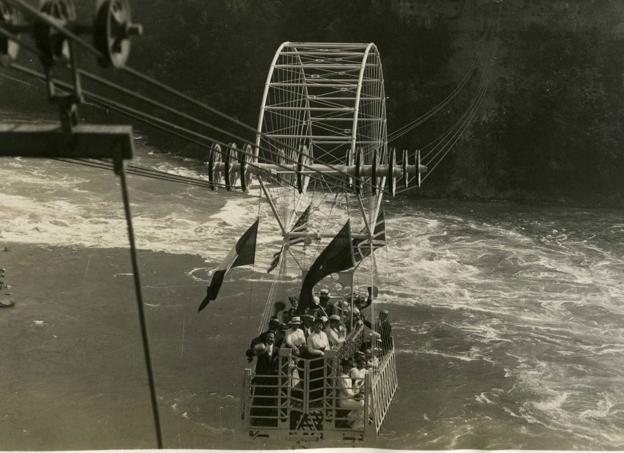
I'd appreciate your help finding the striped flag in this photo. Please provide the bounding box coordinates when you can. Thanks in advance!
[198,218,259,312]
[353,209,386,262]
[267,205,311,273]
[287,204,311,246]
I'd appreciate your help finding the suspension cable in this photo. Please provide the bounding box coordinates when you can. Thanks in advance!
[5,58,351,194]
[7,63,321,193]
[57,157,249,193]
[395,6,501,193]
[388,6,498,145]
[388,65,476,143]
[0,5,373,194]
[78,69,360,193]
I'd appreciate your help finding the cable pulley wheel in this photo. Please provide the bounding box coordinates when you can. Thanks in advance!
[402,149,409,188]
[207,143,221,191]
[34,0,76,65]
[371,148,378,195]
[239,144,254,192]
[0,1,20,66]
[387,147,396,197]
[93,0,142,68]
[296,145,311,194]
[223,143,237,191]
[416,149,422,188]
[346,146,354,189]
[354,147,363,195]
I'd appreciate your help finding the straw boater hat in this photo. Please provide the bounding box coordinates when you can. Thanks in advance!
[288,316,301,325]
[329,314,341,322]
[320,288,329,295]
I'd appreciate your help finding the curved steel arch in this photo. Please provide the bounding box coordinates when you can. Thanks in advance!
[255,42,387,173]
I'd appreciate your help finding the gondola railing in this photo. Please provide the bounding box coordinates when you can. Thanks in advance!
[242,337,398,442]
[367,337,398,434]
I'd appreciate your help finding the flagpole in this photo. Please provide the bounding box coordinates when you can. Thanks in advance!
[286,247,305,273]
[357,195,372,237]
[258,176,286,235]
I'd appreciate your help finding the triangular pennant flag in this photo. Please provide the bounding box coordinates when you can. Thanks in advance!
[198,218,259,312]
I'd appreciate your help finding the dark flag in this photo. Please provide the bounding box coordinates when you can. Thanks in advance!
[198,218,259,312]
[267,204,311,273]
[353,209,386,262]
[297,220,354,313]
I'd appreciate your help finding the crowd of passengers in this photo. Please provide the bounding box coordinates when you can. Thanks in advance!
[245,287,392,364]
[246,288,392,429]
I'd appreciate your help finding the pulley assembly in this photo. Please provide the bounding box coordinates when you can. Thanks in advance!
[0,1,20,65]
[0,0,141,68]
[0,0,141,161]
[201,142,426,196]
[94,0,142,68]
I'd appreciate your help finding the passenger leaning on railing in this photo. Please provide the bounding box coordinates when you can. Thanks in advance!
[364,347,380,371]
[301,313,315,337]
[337,359,364,429]
[245,317,283,362]
[249,332,280,427]
[349,352,368,394]
[284,316,306,355]
[306,318,330,357]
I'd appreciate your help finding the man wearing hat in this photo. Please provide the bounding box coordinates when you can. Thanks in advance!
[245,317,283,362]
[376,309,392,352]
[307,295,328,320]
[282,296,299,324]
[319,287,333,313]
[326,314,346,348]
[301,313,315,337]
[284,316,306,354]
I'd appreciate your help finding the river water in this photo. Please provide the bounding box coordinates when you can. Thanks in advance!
[0,140,623,450]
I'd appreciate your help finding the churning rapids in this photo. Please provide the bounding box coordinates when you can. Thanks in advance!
[1,140,623,450]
